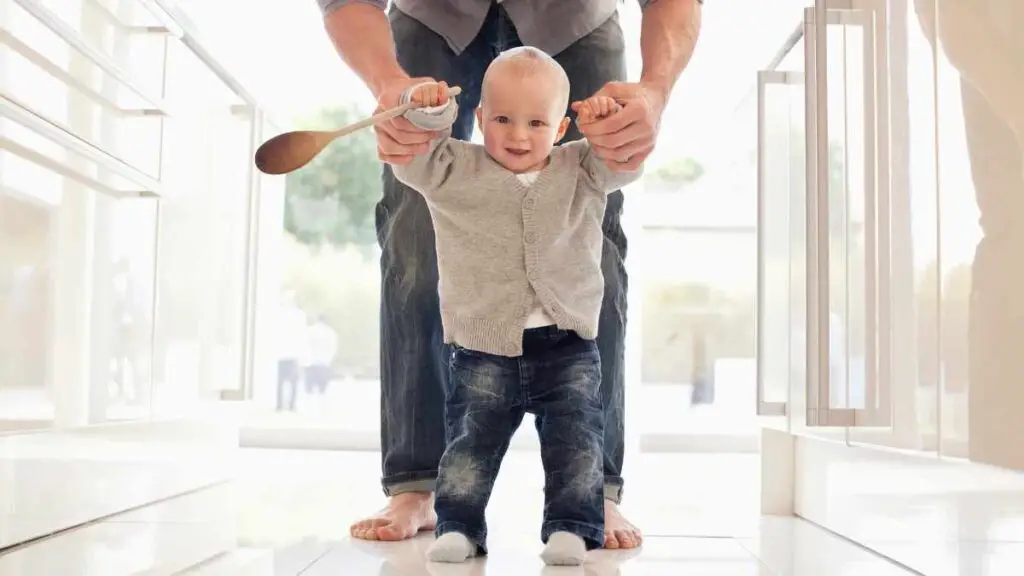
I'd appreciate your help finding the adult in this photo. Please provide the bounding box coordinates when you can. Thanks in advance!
[304,314,338,397]
[317,0,702,549]
[914,0,1023,469]
[276,293,307,412]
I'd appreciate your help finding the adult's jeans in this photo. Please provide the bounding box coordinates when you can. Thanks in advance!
[377,4,629,503]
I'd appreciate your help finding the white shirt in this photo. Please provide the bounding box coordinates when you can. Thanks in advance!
[277,305,307,360]
[306,321,338,366]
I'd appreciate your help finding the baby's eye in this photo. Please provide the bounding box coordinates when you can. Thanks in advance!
[495,116,510,124]
[530,120,546,128]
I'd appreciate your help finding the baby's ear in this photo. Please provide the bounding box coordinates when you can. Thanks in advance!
[554,116,571,143]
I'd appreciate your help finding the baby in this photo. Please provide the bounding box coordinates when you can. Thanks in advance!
[390,46,643,566]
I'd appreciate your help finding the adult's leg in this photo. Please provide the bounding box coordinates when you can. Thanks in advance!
[276,360,299,412]
[275,361,288,411]
[552,12,639,549]
[350,7,489,542]
[320,366,332,394]
[308,365,330,395]
[303,366,316,395]
[961,80,1024,471]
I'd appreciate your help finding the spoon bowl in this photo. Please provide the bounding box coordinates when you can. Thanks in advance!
[254,130,332,175]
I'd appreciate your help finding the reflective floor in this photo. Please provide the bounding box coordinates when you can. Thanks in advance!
[0,450,918,575]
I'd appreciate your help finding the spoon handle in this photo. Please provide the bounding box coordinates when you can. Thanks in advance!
[330,86,463,139]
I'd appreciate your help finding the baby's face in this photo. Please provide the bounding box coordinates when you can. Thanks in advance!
[476,70,570,173]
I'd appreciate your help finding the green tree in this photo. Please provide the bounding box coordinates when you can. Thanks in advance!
[284,105,382,247]
[786,128,847,237]
[650,156,705,186]
[827,140,848,238]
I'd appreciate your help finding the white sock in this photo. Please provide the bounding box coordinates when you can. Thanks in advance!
[540,531,587,566]
[427,532,475,563]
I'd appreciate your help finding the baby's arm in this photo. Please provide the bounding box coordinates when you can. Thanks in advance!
[390,82,463,195]
[574,96,645,193]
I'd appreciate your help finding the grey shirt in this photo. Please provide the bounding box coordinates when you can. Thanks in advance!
[318,0,679,56]
[391,94,643,357]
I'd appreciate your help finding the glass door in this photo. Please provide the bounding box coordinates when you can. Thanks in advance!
[756,32,807,429]
[637,0,812,453]
[804,0,892,428]
[756,0,894,433]
[636,90,760,453]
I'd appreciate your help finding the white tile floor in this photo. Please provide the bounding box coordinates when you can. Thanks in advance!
[0,450,920,575]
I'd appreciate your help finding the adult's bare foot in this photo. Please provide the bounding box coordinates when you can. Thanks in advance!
[350,492,437,541]
[603,500,642,549]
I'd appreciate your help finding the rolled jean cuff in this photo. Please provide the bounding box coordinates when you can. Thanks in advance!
[383,472,437,496]
[541,520,605,551]
[604,477,624,504]
[386,474,622,502]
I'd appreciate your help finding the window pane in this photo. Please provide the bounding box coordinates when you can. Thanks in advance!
[0,191,55,431]
[152,41,252,416]
[638,88,758,438]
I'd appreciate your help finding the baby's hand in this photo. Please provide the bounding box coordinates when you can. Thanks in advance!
[574,95,622,125]
[410,81,451,108]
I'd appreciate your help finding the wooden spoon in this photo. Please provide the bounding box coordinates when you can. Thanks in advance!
[254,86,462,175]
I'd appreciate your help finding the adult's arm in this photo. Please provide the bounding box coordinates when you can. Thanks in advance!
[637,0,703,105]
[316,1,437,163]
[920,0,1024,135]
[318,1,409,97]
[575,0,703,171]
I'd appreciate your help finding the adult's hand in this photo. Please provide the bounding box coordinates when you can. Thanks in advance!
[571,81,668,172]
[373,76,441,165]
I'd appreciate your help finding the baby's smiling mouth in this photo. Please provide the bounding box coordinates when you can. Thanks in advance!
[505,148,530,156]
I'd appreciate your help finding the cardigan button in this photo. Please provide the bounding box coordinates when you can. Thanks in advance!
[524,232,536,244]
[524,197,535,209]
[505,343,518,356]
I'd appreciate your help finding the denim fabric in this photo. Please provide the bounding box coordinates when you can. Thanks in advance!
[276,360,300,411]
[435,327,605,554]
[378,4,628,500]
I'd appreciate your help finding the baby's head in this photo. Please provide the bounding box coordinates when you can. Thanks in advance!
[476,47,571,173]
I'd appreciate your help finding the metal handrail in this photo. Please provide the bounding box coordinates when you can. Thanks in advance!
[731,22,806,117]
[764,22,806,74]
[0,30,146,117]
[82,0,177,36]
[0,95,163,197]
[0,137,141,198]
[149,0,282,129]
[11,0,171,116]
[5,0,282,198]
[78,0,277,125]
[135,0,185,38]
